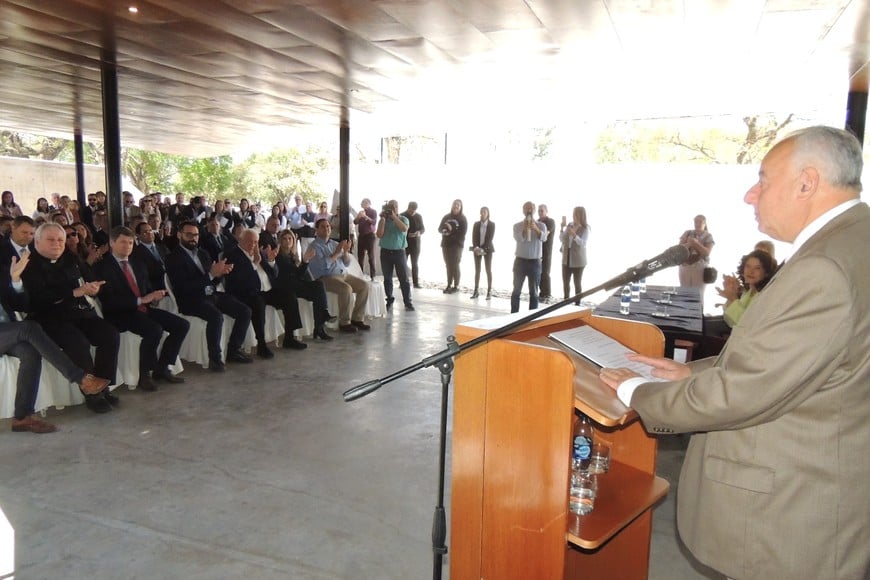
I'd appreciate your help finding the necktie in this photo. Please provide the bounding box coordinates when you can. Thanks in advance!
[121,260,147,312]
[216,235,223,249]
[151,245,161,261]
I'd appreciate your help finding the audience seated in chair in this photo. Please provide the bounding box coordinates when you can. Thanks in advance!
[20,223,119,414]
[164,220,252,372]
[223,229,307,355]
[94,226,189,391]
[275,230,333,341]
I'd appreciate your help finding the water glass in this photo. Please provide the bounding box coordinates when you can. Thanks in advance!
[589,443,611,474]
[569,470,598,515]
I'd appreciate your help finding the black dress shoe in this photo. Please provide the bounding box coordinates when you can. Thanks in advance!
[103,389,120,407]
[282,337,308,350]
[351,320,371,331]
[339,324,358,333]
[152,370,185,384]
[325,313,338,323]
[208,359,226,373]
[405,303,415,311]
[257,344,275,359]
[313,327,334,340]
[137,375,158,392]
[85,394,112,414]
[226,350,254,363]
[470,291,479,299]
[386,296,395,309]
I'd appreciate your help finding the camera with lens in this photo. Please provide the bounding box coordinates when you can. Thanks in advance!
[381,202,393,218]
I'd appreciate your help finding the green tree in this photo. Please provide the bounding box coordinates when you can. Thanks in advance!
[234,147,332,205]
[0,130,68,159]
[123,149,179,193]
[176,156,234,199]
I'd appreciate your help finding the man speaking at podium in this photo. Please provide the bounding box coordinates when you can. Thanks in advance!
[600,126,869,580]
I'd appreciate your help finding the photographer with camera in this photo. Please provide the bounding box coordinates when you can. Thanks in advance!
[377,200,414,311]
[510,201,548,313]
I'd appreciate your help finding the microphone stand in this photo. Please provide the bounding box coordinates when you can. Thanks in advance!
[342,261,654,580]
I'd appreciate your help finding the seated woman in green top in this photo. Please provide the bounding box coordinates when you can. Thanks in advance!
[717,249,778,328]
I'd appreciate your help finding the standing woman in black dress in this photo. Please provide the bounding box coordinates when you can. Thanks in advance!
[438,199,467,294]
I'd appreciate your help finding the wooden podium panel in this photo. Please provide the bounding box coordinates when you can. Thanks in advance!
[451,309,668,580]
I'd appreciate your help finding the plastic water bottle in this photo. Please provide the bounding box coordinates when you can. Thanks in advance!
[639,277,647,293]
[620,285,631,314]
[569,415,595,515]
[630,282,640,302]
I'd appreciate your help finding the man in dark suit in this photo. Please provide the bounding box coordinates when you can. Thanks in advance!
[167,193,193,235]
[164,220,252,372]
[95,226,189,391]
[2,252,109,432]
[0,216,35,271]
[200,214,236,262]
[20,223,119,413]
[132,220,169,291]
[224,229,307,355]
[79,192,98,233]
[258,216,281,248]
[601,126,870,580]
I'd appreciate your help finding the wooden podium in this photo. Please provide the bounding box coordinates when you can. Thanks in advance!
[450,308,669,580]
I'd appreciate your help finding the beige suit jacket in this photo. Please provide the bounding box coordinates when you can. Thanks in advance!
[632,203,870,580]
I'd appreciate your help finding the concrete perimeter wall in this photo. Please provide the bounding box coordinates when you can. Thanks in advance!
[0,156,106,211]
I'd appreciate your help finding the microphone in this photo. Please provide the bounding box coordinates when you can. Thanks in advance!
[603,244,690,290]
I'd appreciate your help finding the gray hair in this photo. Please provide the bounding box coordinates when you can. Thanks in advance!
[34,222,66,241]
[785,126,863,193]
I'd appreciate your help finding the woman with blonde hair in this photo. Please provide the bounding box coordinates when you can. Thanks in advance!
[560,206,590,303]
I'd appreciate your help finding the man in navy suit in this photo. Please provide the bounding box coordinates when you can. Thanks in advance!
[164,220,252,372]
[132,221,168,291]
[224,229,307,356]
[200,214,236,262]
[95,226,189,391]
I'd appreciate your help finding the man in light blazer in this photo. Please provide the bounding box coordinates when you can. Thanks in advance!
[600,126,869,580]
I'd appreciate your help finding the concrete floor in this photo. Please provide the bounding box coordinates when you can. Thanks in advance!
[0,285,723,579]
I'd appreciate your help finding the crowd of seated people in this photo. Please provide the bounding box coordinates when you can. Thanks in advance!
[0,189,379,433]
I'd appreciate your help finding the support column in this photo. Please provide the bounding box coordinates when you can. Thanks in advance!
[74,132,86,206]
[339,124,350,241]
[101,46,123,230]
[846,90,867,148]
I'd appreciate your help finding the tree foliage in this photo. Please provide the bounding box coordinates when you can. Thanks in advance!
[123,149,179,193]
[0,130,68,159]
[233,147,332,205]
[176,155,234,198]
[594,114,796,164]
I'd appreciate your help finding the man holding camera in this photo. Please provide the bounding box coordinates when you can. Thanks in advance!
[376,200,414,312]
[510,201,548,313]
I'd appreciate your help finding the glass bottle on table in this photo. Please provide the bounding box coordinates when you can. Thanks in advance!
[569,414,596,515]
[620,285,632,314]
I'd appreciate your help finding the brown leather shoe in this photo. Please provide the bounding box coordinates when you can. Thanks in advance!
[79,374,110,395]
[351,320,371,331]
[339,324,358,333]
[12,415,58,434]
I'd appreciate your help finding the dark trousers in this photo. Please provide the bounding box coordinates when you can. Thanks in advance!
[381,248,412,306]
[106,308,190,374]
[511,258,542,313]
[473,253,493,292]
[357,232,376,277]
[1,321,85,419]
[292,279,330,328]
[181,293,251,361]
[35,314,120,383]
[442,245,462,288]
[405,237,421,286]
[562,266,585,302]
[236,290,302,344]
[540,249,553,298]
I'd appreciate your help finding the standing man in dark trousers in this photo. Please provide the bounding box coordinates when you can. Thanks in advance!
[510,201,548,313]
[401,201,424,288]
[537,204,556,303]
[377,200,414,311]
[165,221,252,372]
[354,198,378,278]
[95,226,189,391]
[21,223,119,413]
